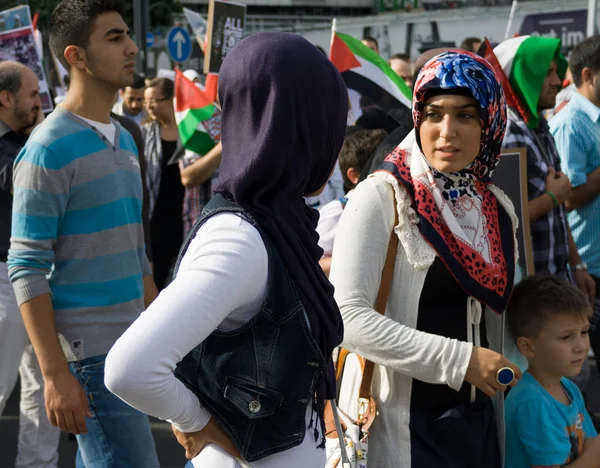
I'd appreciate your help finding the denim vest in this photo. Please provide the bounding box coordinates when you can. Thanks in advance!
[173,194,327,462]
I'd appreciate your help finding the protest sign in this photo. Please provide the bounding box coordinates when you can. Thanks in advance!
[492,148,534,275]
[0,6,54,112]
[204,0,246,74]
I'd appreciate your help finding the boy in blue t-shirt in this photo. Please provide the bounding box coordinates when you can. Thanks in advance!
[505,275,599,467]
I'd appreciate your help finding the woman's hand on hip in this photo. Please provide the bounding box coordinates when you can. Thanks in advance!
[464,346,522,397]
[172,418,241,460]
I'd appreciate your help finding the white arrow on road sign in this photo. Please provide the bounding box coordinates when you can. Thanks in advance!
[167,26,192,63]
[173,31,186,59]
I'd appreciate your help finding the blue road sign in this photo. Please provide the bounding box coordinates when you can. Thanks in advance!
[146,32,155,48]
[166,26,192,63]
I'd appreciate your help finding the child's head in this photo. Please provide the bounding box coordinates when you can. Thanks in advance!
[507,275,592,378]
[339,128,387,192]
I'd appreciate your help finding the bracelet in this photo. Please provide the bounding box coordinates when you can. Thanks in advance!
[570,262,588,272]
[545,190,558,208]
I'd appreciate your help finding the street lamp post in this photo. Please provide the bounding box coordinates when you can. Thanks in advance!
[133,0,149,75]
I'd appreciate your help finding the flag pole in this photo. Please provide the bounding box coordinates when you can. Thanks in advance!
[505,0,518,40]
[330,18,337,57]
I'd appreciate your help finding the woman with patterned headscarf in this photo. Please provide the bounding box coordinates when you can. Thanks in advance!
[330,51,522,467]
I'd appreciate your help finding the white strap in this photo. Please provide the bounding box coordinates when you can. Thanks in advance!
[330,400,352,468]
[467,297,482,403]
[235,458,253,468]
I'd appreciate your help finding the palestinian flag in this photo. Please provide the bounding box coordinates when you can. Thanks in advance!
[477,38,530,127]
[330,31,412,112]
[175,68,217,155]
[493,35,567,129]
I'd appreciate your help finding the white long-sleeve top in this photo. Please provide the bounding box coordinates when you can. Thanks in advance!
[105,213,324,468]
[329,174,520,468]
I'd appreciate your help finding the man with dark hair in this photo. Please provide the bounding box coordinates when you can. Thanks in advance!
[8,0,160,465]
[566,38,600,89]
[0,60,60,468]
[112,73,146,125]
[550,35,600,363]
[361,36,379,54]
[460,37,481,53]
[389,53,413,87]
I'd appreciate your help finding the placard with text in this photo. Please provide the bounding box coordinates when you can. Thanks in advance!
[204,0,246,74]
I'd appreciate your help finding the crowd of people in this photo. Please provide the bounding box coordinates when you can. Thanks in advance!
[1,0,600,467]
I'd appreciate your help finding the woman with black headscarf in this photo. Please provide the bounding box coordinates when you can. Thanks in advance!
[330,51,523,467]
[104,32,347,467]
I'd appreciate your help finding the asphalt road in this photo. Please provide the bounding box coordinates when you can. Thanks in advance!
[0,379,187,468]
[1,361,599,467]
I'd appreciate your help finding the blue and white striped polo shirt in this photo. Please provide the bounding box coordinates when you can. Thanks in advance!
[550,91,600,277]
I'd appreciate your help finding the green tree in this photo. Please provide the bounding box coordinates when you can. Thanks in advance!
[0,0,182,33]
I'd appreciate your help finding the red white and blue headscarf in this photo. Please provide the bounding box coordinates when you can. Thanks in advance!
[378,51,516,313]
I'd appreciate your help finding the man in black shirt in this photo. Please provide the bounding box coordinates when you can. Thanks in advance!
[0,61,60,467]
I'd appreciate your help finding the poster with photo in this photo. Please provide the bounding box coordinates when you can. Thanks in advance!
[0,6,54,112]
[204,0,246,74]
[0,5,31,31]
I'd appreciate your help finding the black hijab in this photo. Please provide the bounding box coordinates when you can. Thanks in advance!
[215,32,348,402]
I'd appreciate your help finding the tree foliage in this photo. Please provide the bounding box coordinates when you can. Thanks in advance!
[0,0,182,33]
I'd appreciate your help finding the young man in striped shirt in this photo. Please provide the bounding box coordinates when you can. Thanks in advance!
[7,0,159,465]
